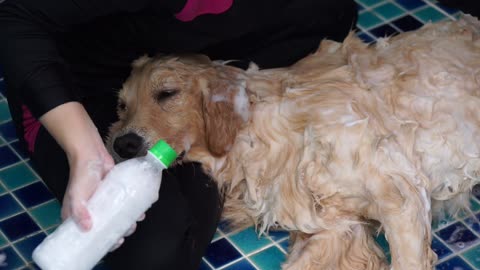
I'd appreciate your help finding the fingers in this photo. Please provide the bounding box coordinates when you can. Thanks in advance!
[109,238,125,252]
[124,223,137,237]
[71,200,92,231]
[109,215,145,253]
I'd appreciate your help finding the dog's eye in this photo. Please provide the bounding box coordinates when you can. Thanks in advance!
[155,89,179,102]
[118,101,127,111]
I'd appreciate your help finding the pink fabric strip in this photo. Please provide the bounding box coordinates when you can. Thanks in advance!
[21,105,41,153]
[175,0,233,22]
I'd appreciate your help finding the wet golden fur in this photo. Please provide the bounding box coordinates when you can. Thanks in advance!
[107,17,480,269]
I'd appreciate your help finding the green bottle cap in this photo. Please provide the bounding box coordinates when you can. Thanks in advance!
[148,140,177,167]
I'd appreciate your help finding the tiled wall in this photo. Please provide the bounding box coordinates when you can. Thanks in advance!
[1,0,479,269]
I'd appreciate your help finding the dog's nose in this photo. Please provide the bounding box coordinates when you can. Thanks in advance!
[113,133,144,159]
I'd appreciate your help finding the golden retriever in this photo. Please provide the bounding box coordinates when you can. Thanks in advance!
[106,16,480,270]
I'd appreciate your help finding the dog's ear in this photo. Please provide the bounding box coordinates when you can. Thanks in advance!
[199,71,247,157]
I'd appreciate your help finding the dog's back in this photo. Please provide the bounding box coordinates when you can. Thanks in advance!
[343,16,480,217]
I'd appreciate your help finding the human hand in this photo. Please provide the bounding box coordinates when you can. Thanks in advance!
[40,102,144,249]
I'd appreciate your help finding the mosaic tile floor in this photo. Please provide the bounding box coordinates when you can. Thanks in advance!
[0,0,479,269]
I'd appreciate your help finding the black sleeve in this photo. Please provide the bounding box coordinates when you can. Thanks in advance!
[0,0,151,118]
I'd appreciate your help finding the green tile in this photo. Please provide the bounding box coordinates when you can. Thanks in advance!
[0,232,7,247]
[470,198,480,212]
[374,3,405,20]
[461,244,480,268]
[30,200,62,229]
[375,233,390,254]
[357,0,386,7]
[0,100,11,123]
[230,227,272,254]
[0,163,37,190]
[251,246,286,270]
[385,251,392,264]
[414,7,447,23]
[0,183,5,195]
[358,11,383,29]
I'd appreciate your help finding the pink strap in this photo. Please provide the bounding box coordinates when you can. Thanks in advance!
[21,105,41,153]
[175,0,233,22]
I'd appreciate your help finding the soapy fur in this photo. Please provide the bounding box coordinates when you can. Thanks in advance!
[107,17,480,270]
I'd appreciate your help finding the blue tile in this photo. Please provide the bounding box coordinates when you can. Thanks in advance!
[198,260,212,270]
[0,212,40,241]
[278,239,290,252]
[431,236,452,260]
[436,3,458,15]
[357,32,375,43]
[436,222,479,252]
[463,212,480,234]
[267,230,289,242]
[435,256,473,270]
[0,246,25,269]
[0,122,17,143]
[223,259,256,270]
[357,3,365,11]
[370,24,399,38]
[10,141,28,160]
[13,182,54,208]
[204,238,242,268]
[0,146,20,168]
[14,232,46,262]
[0,194,23,220]
[395,0,426,10]
[217,220,234,234]
[392,15,424,32]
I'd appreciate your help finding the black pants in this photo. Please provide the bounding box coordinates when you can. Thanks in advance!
[9,1,358,269]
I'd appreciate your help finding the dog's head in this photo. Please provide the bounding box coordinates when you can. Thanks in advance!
[106,55,251,163]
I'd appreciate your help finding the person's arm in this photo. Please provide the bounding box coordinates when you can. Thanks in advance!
[40,102,114,230]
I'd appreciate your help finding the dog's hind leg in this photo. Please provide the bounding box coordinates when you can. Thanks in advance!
[282,226,387,270]
[367,173,437,270]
